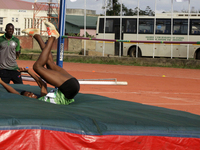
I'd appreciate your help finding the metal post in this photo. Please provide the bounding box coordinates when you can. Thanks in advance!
[103,0,107,57]
[171,0,173,59]
[136,0,139,58]
[84,0,86,56]
[57,0,66,67]
[153,0,157,58]
[119,0,122,57]
[187,0,191,60]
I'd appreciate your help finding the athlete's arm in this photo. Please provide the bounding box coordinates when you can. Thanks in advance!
[19,67,48,96]
[0,78,20,95]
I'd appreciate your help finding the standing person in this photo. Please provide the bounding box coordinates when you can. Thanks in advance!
[0,23,23,84]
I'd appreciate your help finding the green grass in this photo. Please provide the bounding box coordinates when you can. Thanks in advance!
[18,50,200,69]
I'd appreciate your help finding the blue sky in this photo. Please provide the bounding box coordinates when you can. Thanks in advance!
[22,0,200,15]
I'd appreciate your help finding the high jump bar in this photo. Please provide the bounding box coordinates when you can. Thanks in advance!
[21,76,128,86]
[63,36,200,45]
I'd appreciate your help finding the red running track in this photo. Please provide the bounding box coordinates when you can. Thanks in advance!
[17,60,200,115]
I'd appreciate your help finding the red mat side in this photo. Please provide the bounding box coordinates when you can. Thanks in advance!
[0,129,199,150]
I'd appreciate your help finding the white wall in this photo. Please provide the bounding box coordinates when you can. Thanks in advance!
[0,9,48,36]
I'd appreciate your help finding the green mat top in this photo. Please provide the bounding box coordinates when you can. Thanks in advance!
[0,84,200,137]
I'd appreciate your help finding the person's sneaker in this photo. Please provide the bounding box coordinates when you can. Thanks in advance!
[44,21,60,39]
[22,28,40,37]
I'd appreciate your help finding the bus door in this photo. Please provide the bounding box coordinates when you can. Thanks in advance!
[114,25,123,56]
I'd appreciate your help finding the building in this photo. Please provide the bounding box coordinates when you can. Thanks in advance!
[66,15,97,37]
[0,0,48,36]
[65,9,98,37]
[51,14,98,37]
[0,0,98,37]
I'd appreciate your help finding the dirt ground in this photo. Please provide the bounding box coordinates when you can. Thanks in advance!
[17,60,200,115]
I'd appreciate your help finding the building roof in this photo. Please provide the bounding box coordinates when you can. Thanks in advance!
[0,0,34,10]
[0,0,48,10]
[66,15,97,29]
[51,14,98,29]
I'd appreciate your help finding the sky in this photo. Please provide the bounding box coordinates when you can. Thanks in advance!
[22,0,200,15]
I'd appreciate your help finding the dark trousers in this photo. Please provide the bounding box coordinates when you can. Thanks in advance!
[0,69,23,84]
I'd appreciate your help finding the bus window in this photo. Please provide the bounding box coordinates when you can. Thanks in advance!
[156,19,171,34]
[139,19,154,34]
[99,18,104,33]
[191,19,200,35]
[105,20,114,32]
[99,18,114,33]
[125,19,137,33]
[173,19,188,35]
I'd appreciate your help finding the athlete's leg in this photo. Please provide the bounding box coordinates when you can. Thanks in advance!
[33,34,52,69]
[22,23,73,87]
[29,22,71,75]
[33,34,72,75]
[33,36,72,87]
[22,28,70,76]
[22,28,54,68]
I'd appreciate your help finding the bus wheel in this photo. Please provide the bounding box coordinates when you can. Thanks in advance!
[129,47,141,57]
[129,47,136,57]
[196,51,200,60]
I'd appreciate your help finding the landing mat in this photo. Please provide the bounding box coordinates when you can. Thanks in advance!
[0,84,200,149]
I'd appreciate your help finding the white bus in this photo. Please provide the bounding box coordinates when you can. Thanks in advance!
[95,13,200,59]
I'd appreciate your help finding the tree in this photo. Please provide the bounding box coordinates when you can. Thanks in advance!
[106,0,120,16]
[105,0,134,16]
[144,6,154,16]
[104,0,154,16]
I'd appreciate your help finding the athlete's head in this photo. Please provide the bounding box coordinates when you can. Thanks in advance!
[5,23,14,38]
[21,91,38,99]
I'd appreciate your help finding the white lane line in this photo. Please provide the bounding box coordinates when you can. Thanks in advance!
[161,96,195,102]
[142,103,200,106]
[80,91,200,95]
